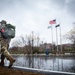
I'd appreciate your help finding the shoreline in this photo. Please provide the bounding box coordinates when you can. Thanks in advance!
[10,53,75,57]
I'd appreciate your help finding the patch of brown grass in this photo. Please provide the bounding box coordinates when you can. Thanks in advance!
[0,66,44,75]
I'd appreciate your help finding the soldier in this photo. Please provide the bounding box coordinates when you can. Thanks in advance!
[0,20,15,68]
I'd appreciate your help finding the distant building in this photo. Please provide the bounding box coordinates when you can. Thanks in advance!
[39,43,73,53]
[39,43,52,52]
[62,43,72,50]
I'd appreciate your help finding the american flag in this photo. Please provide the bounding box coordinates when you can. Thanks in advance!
[49,19,56,24]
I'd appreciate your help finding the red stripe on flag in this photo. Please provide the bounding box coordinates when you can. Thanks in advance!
[49,19,56,24]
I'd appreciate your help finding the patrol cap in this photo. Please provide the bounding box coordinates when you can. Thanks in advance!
[1,20,7,24]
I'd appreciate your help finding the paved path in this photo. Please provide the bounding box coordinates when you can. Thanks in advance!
[12,66,75,75]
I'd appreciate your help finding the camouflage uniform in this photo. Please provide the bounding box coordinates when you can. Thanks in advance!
[0,20,15,68]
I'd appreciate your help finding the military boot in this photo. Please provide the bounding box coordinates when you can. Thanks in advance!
[0,54,5,66]
[8,58,15,68]
[0,60,4,66]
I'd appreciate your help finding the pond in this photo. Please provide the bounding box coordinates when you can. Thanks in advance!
[4,55,75,73]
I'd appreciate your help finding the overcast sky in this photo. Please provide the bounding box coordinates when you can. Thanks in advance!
[0,0,75,45]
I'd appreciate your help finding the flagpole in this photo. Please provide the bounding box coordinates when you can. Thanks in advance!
[59,25,62,53]
[47,25,53,53]
[51,24,54,53]
[49,19,56,53]
[56,26,58,54]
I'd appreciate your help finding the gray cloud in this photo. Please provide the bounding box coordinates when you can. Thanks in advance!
[51,0,65,9]
[0,0,25,12]
[51,0,75,17]
[66,0,75,16]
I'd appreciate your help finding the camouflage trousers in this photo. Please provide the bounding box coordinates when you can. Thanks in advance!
[0,37,15,67]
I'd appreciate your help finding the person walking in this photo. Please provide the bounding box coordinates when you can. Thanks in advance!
[0,20,15,68]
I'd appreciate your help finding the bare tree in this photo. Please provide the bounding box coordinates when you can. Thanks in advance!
[36,36,40,47]
[11,32,42,54]
[65,27,75,50]
[11,36,26,47]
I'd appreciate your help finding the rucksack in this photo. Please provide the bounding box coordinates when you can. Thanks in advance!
[1,24,15,38]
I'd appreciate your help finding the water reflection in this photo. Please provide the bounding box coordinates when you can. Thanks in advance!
[5,55,75,73]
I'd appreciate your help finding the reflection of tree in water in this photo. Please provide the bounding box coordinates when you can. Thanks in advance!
[26,55,34,68]
[69,57,75,73]
[70,66,75,73]
[12,55,75,73]
[59,57,75,72]
[45,56,63,71]
[45,55,49,61]
[13,56,26,67]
